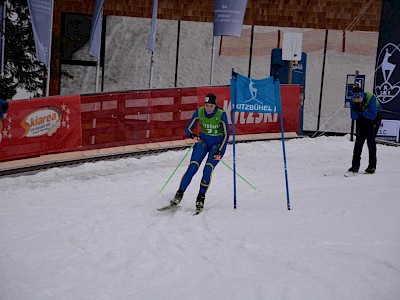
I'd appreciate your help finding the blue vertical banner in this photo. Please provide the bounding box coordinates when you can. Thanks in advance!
[27,0,53,68]
[230,70,291,210]
[146,0,158,51]
[213,0,248,37]
[89,0,104,59]
[374,0,400,120]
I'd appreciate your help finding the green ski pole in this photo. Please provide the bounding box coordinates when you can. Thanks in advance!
[159,144,194,193]
[221,160,257,191]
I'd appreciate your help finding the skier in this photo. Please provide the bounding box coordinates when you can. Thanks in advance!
[348,86,382,174]
[169,93,230,214]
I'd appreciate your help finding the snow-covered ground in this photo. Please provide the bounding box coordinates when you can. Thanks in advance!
[1,136,399,300]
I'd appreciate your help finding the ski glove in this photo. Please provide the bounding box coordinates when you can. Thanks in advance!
[190,133,201,143]
[213,150,222,160]
[353,102,364,113]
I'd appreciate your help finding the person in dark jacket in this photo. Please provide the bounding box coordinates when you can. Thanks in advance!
[348,86,382,174]
[168,93,230,214]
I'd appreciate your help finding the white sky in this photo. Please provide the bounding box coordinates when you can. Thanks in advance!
[1,135,400,300]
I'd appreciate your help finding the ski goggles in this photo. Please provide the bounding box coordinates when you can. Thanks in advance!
[352,92,363,99]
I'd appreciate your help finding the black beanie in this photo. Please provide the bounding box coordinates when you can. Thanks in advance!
[205,93,217,105]
[352,86,363,93]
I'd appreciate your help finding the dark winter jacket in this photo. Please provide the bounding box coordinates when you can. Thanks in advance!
[350,92,381,121]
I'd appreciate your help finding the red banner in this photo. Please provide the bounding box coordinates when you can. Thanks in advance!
[0,95,82,162]
[197,85,301,134]
[80,88,198,149]
[1,86,301,163]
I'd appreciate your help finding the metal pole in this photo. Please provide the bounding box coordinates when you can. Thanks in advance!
[248,25,254,78]
[288,61,293,84]
[209,36,215,85]
[95,58,100,92]
[231,68,238,209]
[100,15,106,92]
[94,12,103,93]
[174,20,180,87]
[279,112,291,211]
[232,100,238,209]
[350,70,358,141]
[149,50,154,89]
[101,63,105,91]
[45,0,54,97]
[316,29,328,132]
[1,0,7,77]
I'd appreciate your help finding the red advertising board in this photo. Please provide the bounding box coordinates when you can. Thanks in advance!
[197,85,301,134]
[1,85,301,163]
[80,88,198,149]
[80,86,301,150]
[0,95,82,161]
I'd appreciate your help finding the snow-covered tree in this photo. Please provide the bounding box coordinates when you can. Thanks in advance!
[0,0,45,99]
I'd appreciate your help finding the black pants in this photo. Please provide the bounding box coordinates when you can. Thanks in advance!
[374,112,382,136]
[352,116,377,169]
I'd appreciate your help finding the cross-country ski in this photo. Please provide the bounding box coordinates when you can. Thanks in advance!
[156,204,180,211]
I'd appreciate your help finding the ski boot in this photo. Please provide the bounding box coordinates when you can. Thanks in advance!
[195,193,205,214]
[348,166,359,173]
[170,190,184,207]
[365,167,376,174]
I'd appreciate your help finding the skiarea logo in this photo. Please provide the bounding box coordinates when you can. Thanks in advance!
[375,43,400,104]
[21,107,62,137]
[20,103,72,138]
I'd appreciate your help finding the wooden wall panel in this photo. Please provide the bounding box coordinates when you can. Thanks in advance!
[51,0,383,95]
[55,0,382,31]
